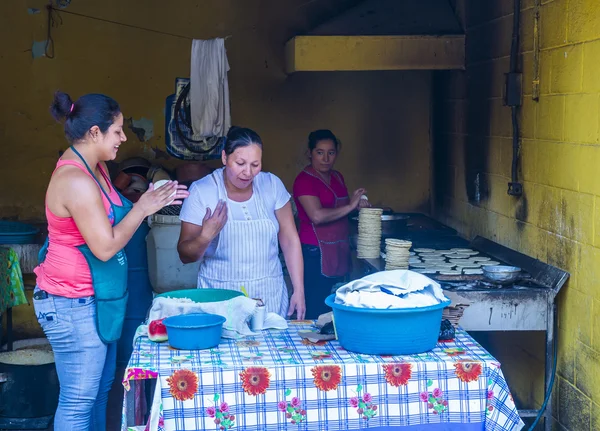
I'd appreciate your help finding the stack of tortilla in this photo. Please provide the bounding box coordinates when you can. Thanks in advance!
[409,247,499,275]
[356,208,383,259]
[384,239,412,270]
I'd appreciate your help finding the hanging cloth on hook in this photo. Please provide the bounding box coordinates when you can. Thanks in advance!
[190,38,231,138]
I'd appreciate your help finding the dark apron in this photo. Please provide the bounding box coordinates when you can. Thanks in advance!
[38,146,133,343]
[302,167,351,278]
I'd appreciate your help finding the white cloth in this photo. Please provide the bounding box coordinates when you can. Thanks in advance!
[188,170,290,317]
[180,168,291,258]
[335,270,449,309]
[133,296,289,345]
[190,38,231,137]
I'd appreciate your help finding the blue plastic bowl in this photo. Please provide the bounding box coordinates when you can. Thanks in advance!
[325,294,451,355]
[163,313,226,350]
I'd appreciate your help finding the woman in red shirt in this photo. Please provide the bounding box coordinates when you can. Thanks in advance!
[293,130,368,319]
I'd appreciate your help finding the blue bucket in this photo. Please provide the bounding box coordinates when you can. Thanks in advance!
[325,294,451,355]
[163,313,226,350]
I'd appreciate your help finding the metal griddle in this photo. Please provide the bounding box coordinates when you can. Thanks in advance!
[359,234,568,431]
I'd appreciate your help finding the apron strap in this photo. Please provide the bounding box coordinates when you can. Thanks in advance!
[70,145,116,207]
[302,167,346,200]
[216,169,271,220]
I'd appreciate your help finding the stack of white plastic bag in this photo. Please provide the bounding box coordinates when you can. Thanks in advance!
[335,270,449,309]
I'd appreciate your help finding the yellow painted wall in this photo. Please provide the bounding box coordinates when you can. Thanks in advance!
[434,0,599,428]
[1,1,432,341]
[0,0,432,223]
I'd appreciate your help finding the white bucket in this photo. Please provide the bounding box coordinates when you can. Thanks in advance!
[146,214,198,294]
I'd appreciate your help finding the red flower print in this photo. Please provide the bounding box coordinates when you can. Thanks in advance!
[433,388,443,398]
[291,397,300,407]
[239,367,271,396]
[487,390,494,400]
[350,396,359,408]
[311,365,342,392]
[302,338,328,346]
[383,363,412,387]
[420,392,429,402]
[363,393,373,403]
[166,369,198,401]
[219,402,229,412]
[206,406,216,417]
[454,361,483,383]
[278,401,287,412]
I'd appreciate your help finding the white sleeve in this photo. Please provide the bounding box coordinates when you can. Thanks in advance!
[179,181,210,226]
[269,173,291,210]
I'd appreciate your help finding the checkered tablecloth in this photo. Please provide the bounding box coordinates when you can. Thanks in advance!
[122,322,524,431]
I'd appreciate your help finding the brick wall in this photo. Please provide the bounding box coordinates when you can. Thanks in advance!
[434,0,600,429]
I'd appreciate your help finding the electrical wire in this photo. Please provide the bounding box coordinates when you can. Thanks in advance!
[44,3,63,59]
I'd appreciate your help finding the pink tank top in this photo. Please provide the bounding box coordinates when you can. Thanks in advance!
[34,160,123,298]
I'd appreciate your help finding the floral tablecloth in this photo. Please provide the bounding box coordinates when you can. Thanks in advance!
[122,322,524,431]
[0,247,27,314]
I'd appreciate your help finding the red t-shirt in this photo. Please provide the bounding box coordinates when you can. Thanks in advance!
[293,168,349,246]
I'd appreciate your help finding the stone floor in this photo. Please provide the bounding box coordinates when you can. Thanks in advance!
[2,366,127,431]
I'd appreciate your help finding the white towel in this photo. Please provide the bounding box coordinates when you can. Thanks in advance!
[190,38,231,137]
[335,270,448,309]
[133,296,288,346]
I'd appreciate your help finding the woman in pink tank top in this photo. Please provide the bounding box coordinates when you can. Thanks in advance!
[33,91,189,431]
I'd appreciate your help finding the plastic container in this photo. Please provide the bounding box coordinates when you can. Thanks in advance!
[156,288,243,303]
[0,221,38,244]
[325,294,451,355]
[146,214,199,294]
[117,222,154,366]
[0,338,58,429]
[163,313,226,350]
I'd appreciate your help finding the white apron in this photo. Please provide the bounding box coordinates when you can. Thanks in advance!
[196,170,289,317]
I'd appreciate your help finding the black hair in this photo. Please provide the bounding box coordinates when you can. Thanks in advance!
[308,129,340,151]
[224,126,263,155]
[50,91,121,142]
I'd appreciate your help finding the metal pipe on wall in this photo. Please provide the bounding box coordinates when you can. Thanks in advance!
[507,0,523,196]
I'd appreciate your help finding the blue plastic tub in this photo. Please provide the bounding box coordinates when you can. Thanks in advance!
[325,294,451,355]
[163,313,226,350]
[0,221,38,244]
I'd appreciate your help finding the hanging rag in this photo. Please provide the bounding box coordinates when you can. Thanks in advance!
[190,38,231,137]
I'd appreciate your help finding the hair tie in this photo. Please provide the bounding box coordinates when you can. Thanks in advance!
[69,103,75,114]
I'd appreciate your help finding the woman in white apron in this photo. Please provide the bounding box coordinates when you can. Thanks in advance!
[178,127,306,319]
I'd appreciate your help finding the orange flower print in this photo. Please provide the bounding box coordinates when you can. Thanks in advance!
[454,361,483,383]
[383,363,412,387]
[166,369,198,401]
[311,365,342,392]
[240,367,271,396]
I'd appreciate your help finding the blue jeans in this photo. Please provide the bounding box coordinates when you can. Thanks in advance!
[33,287,116,431]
